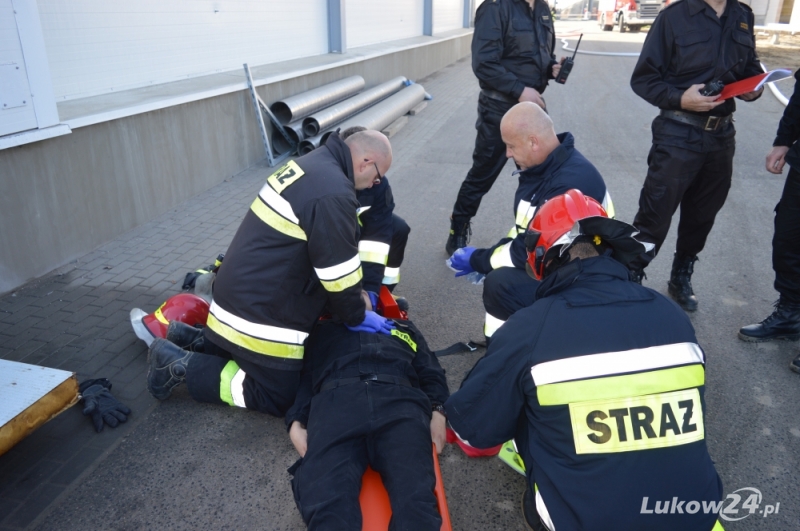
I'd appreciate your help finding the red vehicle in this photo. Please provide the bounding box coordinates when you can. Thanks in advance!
[597,0,670,32]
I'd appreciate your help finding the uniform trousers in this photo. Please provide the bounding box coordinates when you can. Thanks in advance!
[630,140,735,270]
[185,330,300,417]
[384,214,411,290]
[451,94,516,222]
[290,381,440,531]
[773,167,800,303]
[483,267,540,337]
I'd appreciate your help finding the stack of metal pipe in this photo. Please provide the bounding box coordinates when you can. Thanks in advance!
[268,75,427,156]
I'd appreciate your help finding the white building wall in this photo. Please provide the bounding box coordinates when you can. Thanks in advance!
[434,0,464,33]
[347,0,424,48]
[37,0,329,101]
[0,0,38,136]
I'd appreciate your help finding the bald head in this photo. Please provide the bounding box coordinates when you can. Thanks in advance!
[500,102,560,170]
[345,130,393,190]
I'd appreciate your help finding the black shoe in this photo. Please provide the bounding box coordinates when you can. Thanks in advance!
[445,218,471,256]
[738,299,800,342]
[521,487,546,531]
[393,296,409,313]
[790,353,800,374]
[147,338,193,400]
[166,321,205,352]
[629,268,646,285]
[667,254,698,312]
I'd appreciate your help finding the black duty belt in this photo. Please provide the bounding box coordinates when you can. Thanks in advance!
[660,109,733,132]
[319,373,412,392]
[481,89,518,104]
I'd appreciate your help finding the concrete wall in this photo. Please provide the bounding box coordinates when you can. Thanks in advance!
[0,33,472,295]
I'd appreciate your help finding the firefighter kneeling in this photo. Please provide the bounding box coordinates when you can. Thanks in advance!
[444,189,725,531]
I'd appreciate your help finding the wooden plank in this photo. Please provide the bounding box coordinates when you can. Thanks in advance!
[0,360,78,456]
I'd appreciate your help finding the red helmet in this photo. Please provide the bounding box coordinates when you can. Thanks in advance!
[524,189,607,280]
[129,293,210,346]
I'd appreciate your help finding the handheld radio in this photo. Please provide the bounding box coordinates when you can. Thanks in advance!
[555,34,583,85]
[699,60,742,97]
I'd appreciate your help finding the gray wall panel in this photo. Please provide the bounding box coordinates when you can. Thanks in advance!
[0,34,471,295]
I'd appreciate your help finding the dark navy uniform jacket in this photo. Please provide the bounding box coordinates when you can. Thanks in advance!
[446,256,722,530]
[356,177,395,293]
[775,69,800,169]
[473,0,556,97]
[631,0,762,153]
[285,319,449,430]
[470,132,612,274]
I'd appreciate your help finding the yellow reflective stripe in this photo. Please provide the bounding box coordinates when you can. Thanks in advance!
[603,191,616,219]
[489,242,515,270]
[382,266,400,285]
[506,226,517,238]
[390,329,417,351]
[358,241,390,265]
[250,197,307,241]
[267,160,305,194]
[219,360,240,406]
[360,251,388,264]
[206,314,304,359]
[515,200,532,228]
[712,521,725,531]
[537,365,705,406]
[484,313,505,337]
[320,266,363,292]
[153,302,169,325]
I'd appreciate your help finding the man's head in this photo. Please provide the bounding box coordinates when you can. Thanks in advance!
[500,102,560,170]
[344,130,393,190]
[525,189,654,280]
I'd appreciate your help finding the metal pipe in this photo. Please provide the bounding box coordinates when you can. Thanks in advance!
[273,120,305,154]
[299,84,427,155]
[319,84,426,144]
[270,76,365,124]
[302,76,407,137]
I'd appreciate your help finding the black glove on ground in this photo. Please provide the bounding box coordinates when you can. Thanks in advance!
[79,378,131,432]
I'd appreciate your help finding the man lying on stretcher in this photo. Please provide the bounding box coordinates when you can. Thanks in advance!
[286,291,449,530]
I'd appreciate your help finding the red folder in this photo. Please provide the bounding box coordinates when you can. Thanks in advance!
[716,69,792,101]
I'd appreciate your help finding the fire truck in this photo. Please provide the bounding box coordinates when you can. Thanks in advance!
[597,0,669,33]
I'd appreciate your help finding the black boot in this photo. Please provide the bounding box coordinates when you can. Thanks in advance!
[147,338,193,400]
[790,352,800,374]
[738,299,800,342]
[667,254,698,312]
[628,268,646,285]
[166,321,205,352]
[445,218,471,256]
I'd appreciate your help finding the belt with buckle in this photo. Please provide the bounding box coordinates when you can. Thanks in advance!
[481,89,518,104]
[660,110,733,132]
[319,373,412,392]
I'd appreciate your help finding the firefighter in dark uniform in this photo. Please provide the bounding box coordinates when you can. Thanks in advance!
[445,190,724,531]
[445,0,561,256]
[146,131,395,416]
[628,0,763,311]
[448,102,613,339]
[341,126,410,295]
[739,69,800,372]
[285,297,448,530]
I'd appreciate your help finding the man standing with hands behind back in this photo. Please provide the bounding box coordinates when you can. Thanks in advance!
[627,0,763,311]
[445,0,562,256]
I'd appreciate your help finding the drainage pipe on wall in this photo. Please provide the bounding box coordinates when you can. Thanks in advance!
[302,76,408,137]
[298,84,426,154]
[270,75,366,124]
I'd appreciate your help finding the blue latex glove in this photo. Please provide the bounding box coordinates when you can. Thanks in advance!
[448,246,476,277]
[347,310,395,335]
[367,291,379,311]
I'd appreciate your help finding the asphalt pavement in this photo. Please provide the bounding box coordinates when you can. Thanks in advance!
[1,20,798,531]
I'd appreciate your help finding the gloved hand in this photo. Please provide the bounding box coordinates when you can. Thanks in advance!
[446,246,476,277]
[366,291,379,311]
[346,311,395,335]
[79,379,131,432]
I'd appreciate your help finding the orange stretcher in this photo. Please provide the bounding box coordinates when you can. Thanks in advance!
[359,444,452,531]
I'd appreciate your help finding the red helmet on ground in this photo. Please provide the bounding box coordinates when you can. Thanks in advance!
[524,189,607,281]
[129,293,210,346]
